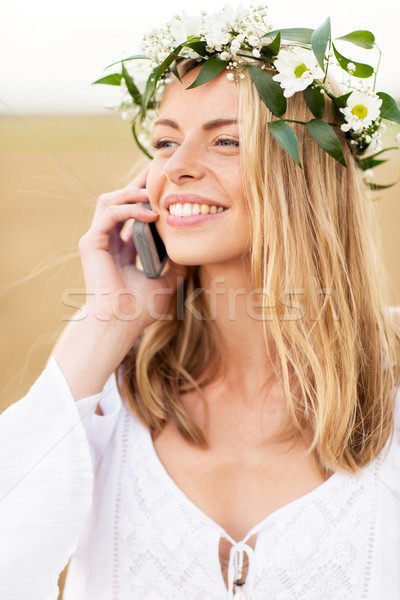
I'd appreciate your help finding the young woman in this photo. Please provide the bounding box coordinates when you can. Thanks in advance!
[1,8,400,600]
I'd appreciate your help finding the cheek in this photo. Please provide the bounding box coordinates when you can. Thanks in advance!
[224,163,245,200]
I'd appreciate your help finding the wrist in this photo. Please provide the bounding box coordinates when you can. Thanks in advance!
[52,309,144,401]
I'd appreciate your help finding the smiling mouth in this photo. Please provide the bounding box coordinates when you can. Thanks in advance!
[168,202,228,217]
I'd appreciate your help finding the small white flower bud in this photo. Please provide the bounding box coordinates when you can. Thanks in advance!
[247,34,259,47]
[227,72,235,81]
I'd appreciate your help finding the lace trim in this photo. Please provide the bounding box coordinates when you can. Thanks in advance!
[361,454,384,599]
[112,411,130,600]
[112,411,383,599]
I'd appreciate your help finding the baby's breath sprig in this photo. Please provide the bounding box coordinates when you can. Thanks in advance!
[93,6,400,186]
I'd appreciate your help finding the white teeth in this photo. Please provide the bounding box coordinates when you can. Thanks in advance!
[182,203,192,217]
[168,202,227,217]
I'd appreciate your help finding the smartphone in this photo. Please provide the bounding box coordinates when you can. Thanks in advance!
[132,202,168,278]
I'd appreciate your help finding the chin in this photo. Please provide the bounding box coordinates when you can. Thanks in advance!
[166,250,204,266]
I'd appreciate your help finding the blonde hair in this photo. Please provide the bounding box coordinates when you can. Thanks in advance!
[119,68,400,474]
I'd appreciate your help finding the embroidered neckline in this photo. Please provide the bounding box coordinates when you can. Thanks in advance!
[141,419,343,542]
[112,408,385,599]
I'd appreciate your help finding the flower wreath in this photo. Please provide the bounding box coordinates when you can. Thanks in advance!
[93,5,400,189]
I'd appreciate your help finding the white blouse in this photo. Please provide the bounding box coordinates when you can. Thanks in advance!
[0,356,399,600]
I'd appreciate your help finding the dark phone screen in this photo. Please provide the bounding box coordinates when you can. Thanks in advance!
[149,221,167,262]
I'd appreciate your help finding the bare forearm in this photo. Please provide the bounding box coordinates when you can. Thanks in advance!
[52,311,141,401]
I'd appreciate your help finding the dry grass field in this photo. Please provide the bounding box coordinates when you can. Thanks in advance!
[0,112,399,597]
[0,114,144,410]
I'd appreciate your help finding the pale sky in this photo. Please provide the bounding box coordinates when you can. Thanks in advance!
[1,0,399,114]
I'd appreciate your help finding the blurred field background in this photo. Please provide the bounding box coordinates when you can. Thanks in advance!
[1,113,400,408]
[0,112,399,597]
[0,113,145,410]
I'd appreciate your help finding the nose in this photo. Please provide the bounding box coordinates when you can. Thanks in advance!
[163,141,205,185]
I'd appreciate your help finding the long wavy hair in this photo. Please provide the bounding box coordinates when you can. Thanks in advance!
[118,66,400,474]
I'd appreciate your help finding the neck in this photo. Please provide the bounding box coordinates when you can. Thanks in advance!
[197,259,275,393]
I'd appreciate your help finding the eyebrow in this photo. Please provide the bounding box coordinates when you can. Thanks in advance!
[153,118,238,131]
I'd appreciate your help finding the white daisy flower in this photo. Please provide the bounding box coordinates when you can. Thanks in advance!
[169,13,202,43]
[204,26,232,49]
[272,48,325,98]
[340,92,382,133]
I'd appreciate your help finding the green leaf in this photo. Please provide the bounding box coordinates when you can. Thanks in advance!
[367,181,398,191]
[361,146,398,160]
[377,92,400,125]
[305,119,346,166]
[169,62,182,83]
[268,120,302,167]
[122,63,142,105]
[141,65,158,116]
[332,91,352,110]
[311,17,331,70]
[186,55,228,89]
[335,30,375,50]
[132,119,153,160]
[247,65,287,117]
[91,73,123,86]
[303,85,325,119]
[155,43,184,83]
[261,31,281,58]
[106,55,150,70]
[264,28,314,44]
[332,43,374,78]
[183,40,207,57]
[356,157,387,170]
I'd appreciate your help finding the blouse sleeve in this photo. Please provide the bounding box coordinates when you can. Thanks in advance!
[0,357,102,600]
[76,369,123,468]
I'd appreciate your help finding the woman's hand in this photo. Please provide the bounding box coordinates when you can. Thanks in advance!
[79,166,186,331]
[53,166,187,400]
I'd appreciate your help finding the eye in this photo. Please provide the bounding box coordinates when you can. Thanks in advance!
[152,139,178,150]
[215,138,240,148]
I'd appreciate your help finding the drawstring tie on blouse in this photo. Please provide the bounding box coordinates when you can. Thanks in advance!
[224,537,256,600]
